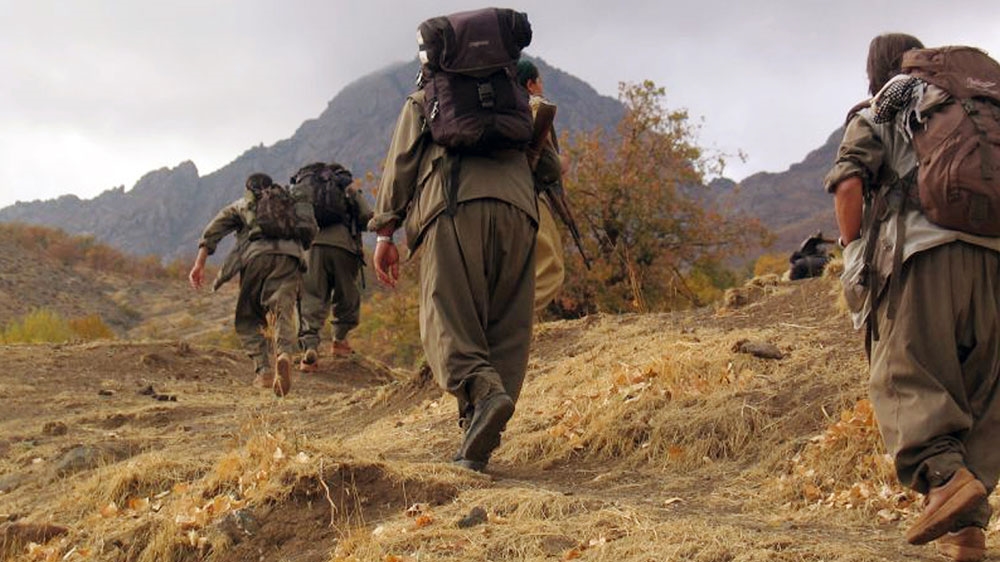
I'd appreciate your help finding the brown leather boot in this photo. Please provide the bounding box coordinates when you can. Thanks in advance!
[273,353,292,397]
[906,468,987,545]
[299,348,319,373]
[253,370,274,389]
[332,340,353,357]
[936,527,986,562]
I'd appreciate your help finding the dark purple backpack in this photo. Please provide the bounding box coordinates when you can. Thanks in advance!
[417,8,533,152]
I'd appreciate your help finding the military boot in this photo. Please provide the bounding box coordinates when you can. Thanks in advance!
[454,392,514,472]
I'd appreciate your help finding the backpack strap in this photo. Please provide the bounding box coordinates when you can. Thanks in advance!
[861,168,917,341]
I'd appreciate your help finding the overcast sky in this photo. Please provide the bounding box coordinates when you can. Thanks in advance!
[1,0,998,209]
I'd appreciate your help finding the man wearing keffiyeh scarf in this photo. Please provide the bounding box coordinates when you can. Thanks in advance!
[824,33,1000,562]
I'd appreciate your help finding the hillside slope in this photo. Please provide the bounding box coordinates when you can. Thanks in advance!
[3,274,990,561]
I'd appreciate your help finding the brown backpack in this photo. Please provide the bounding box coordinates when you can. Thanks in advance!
[252,184,299,240]
[416,8,533,153]
[902,46,1000,236]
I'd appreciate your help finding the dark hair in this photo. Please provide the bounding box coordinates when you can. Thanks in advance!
[515,59,539,88]
[866,33,924,96]
[245,173,273,192]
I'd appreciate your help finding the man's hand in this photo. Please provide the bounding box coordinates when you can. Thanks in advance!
[374,240,400,288]
[189,247,209,290]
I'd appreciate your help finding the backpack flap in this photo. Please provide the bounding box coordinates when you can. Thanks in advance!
[418,8,531,75]
[902,46,1000,102]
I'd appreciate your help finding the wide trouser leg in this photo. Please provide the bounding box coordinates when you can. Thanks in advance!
[869,242,1000,530]
[419,200,536,419]
[299,247,333,351]
[259,255,301,358]
[236,254,301,372]
[533,197,565,313]
[328,246,362,341]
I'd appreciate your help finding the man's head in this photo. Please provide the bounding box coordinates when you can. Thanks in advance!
[866,33,924,96]
[245,173,273,194]
[516,59,543,95]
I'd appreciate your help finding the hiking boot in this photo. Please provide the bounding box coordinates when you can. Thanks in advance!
[457,392,515,468]
[906,468,987,545]
[936,527,986,562]
[254,370,275,389]
[299,348,319,373]
[332,339,353,357]
[273,353,292,397]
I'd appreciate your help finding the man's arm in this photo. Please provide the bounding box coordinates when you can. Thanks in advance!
[370,97,429,288]
[188,246,210,289]
[369,97,428,235]
[189,202,242,290]
[833,176,864,245]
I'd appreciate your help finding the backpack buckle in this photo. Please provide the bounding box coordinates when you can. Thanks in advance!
[430,99,440,121]
[477,81,495,109]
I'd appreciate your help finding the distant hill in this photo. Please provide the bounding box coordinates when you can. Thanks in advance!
[0,57,624,261]
[710,129,842,257]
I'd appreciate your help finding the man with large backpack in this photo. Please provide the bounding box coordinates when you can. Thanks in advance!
[293,162,372,371]
[188,172,317,397]
[825,34,1000,561]
[371,8,537,472]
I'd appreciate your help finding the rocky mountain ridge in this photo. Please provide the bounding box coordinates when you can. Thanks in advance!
[0,57,623,261]
[0,57,845,263]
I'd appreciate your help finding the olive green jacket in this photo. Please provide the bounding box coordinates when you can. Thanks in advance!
[312,190,373,255]
[369,90,537,254]
[199,189,317,290]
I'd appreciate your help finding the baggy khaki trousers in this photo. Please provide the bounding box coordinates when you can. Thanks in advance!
[534,198,565,313]
[418,199,536,418]
[869,242,1000,512]
[299,244,362,348]
[235,253,301,374]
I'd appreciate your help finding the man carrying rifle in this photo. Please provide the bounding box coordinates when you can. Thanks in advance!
[517,60,589,313]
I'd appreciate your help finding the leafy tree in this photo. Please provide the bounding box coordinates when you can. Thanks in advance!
[556,81,771,314]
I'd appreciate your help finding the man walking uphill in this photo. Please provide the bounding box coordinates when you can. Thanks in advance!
[370,8,537,472]
[826,33,1000,561]
[294,162,373,371]
[189,173,317,397]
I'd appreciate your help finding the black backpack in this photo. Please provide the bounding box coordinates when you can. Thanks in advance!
[417,8,533,152]
[252,184,299,240]
[292,163,354,228]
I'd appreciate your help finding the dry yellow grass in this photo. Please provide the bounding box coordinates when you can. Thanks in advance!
[3,275,993,562]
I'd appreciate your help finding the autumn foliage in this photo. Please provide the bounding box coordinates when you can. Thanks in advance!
[555,81,771,314]
[0,222,168,279]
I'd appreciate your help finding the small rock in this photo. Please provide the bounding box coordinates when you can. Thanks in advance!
[137,385,155,396]
[42,421,68,436]
[732,339,784,360]
[0,473,28,493]
[52,443,132,477]
[98,389,115,396]
[54,446,105,477]
[153,394,177,402]
[456,506,488,529]
[215,509,259,544]
[0,521,69,544]
[540,535,578,556]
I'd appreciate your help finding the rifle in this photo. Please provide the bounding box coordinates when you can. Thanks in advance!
[528,99,592,270]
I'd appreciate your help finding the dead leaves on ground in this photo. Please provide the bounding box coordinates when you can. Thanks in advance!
[779,399,918,520]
